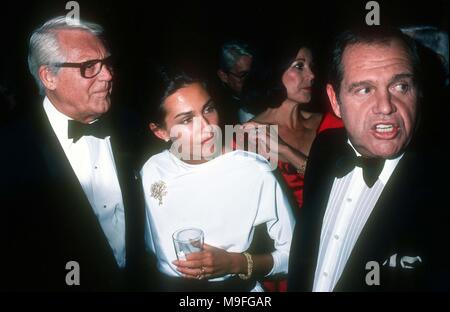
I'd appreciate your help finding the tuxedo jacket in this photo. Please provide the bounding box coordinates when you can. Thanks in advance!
[0,103,156,291]
[288,128,448,291]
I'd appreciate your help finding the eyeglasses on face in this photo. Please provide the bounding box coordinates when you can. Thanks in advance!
[51,55,114,79]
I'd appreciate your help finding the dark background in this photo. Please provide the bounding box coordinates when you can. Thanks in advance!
[0,0,448,302]
[1,0,448,116]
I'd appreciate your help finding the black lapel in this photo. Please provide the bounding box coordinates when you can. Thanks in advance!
[333,148,426,291]
[289,128,348,291]
[30,105,120,270]
[32,105,90,200]
[107,115,146,276]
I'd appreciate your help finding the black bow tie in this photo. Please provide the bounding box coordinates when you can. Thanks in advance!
[68,119,109,143]
[335,144,385,188]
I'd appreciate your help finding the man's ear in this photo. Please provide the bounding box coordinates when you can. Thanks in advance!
[149,122,170,142]
[326,84,342,118]
[217,69,228,84]
[38,65,58,91]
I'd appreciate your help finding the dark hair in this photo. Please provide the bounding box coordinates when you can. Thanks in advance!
[240,39,319,113]
[329,27,422,97]
[140,64,206,127]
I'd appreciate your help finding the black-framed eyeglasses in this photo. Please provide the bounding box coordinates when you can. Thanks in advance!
[52,55,114,79]
[227,70,250,80]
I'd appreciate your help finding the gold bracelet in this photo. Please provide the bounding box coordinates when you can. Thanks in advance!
[238,252,253,280]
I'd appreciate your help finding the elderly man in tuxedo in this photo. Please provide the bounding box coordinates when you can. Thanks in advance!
[288,27,448,291]
[0,16,154,291]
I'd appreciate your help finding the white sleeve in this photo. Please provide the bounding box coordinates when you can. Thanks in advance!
[140,165,156,254]
[254,170,296,276]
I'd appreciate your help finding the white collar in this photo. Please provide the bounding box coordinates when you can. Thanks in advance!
[43,97,105,145]
[43,96,73,145]
[166,149,268,171]
[347,139,403,185]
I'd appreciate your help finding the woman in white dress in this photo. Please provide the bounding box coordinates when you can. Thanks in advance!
[141,68,295,291]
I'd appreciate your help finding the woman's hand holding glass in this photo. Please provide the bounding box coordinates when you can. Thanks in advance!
[172,243,244,280]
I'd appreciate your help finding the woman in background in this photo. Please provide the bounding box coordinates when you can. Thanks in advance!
[239,42,343,292]
[241,42,343,211]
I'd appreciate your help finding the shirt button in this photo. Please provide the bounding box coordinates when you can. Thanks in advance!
[103,205,107,208]
[323,272,329,277]
[346,198,352,203]
[334,234,340,240]
[94,165,98,169]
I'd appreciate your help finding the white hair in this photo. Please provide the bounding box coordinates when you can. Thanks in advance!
[27,16,105,95]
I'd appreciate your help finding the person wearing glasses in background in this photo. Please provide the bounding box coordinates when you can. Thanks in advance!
[0,16,153,291]
[213,40,255,126]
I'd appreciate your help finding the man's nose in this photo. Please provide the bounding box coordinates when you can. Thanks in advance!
[373,89,396,115]
[97,64,113,81]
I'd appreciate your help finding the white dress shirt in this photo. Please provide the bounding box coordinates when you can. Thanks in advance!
[141,150,295,291]
[312,141,403,292]
[43,97,126,268]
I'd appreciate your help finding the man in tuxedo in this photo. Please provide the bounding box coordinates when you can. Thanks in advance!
[288,27,448,291]
[1,16,154,291]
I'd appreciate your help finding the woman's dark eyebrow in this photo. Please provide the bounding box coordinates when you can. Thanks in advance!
[174,111,193,119]
[202,99,213,109]
[173,99,213,119]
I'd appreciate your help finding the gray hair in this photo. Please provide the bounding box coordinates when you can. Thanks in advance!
[219,41,253,72]
[28,16,105,95]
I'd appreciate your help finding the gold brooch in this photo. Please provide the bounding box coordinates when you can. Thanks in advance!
[150,180,167,206]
